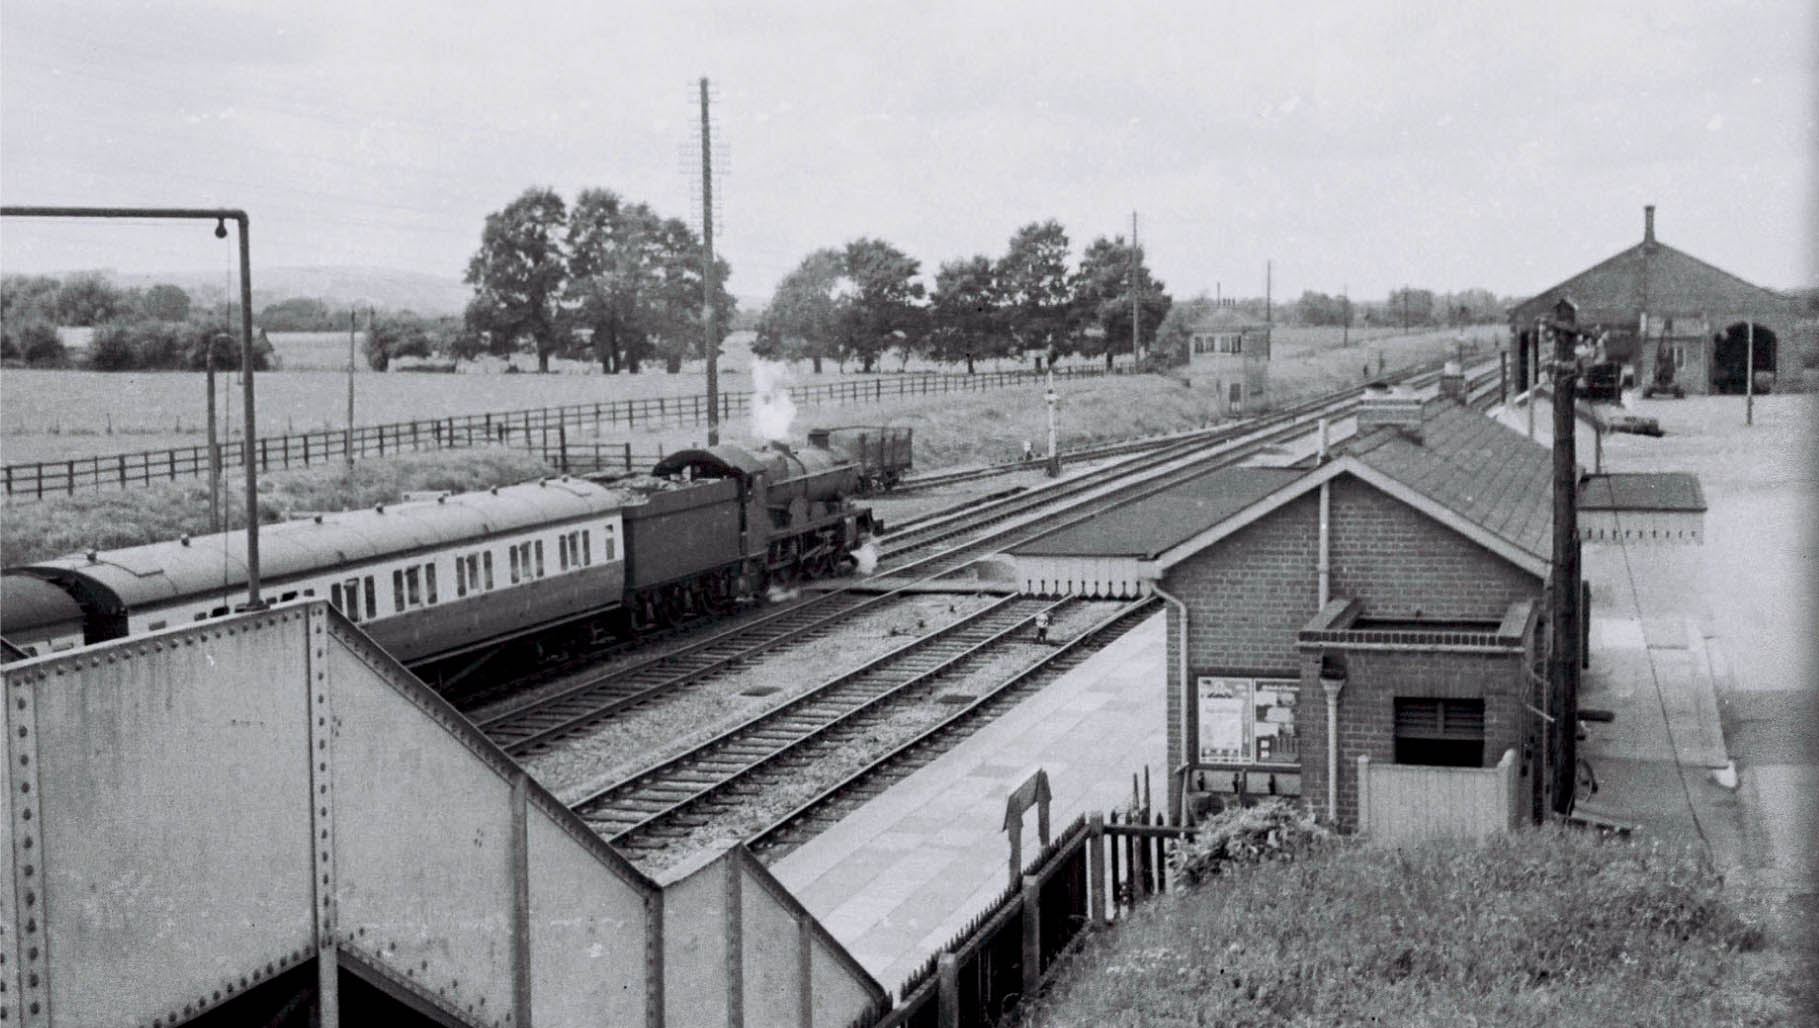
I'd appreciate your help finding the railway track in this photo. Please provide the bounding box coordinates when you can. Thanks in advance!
[747,597,1160,860]
[475,360,1501,755]
[569,594,1071,850]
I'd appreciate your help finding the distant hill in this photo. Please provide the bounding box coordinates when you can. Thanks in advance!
[101,266,471,317]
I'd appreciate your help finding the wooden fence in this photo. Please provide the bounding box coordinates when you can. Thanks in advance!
[1356,748,1520,845]
[850,805,1193,1028]
[2,364,1115,501]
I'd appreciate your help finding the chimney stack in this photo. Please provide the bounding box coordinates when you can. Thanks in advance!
[1356,381,1426,443]
[1439,360,1467,404]
[1644,204,1655,243]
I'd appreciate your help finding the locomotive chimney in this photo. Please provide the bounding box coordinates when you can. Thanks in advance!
[808,428,831,449]
[1644,204,1655,244]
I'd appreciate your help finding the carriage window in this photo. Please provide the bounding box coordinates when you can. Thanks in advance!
[332,582,344,612]
[280,591,298,602]
[510,546,522,584]
[559,534,570,571]
[582,530,591,565]
[148,619,167,631]
[406,567,422,607]
[535,540,545,577]
[364,577,376,617]
[456,557,467,597]
[424,564,437,604]
[394,570,406,612]
[603,524,617,561]
[483,552,494,590]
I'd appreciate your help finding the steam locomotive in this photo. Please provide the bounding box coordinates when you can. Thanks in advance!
[0,426,912,689]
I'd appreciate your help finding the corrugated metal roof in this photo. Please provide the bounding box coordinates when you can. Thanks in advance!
[1011,468,1303,558]
[1578,473,1706,513]
[10,477,627,608]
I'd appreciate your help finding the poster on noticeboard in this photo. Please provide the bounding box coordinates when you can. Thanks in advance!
[1197,677,1249,762]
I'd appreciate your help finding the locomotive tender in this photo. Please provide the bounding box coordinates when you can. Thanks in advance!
[0,427,910,687]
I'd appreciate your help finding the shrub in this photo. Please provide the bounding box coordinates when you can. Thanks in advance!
[14,321,68,367]
[1166,799,1332,888]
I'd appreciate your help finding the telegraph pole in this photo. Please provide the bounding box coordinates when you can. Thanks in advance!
[700,76,720,446]
[1342,284,1350,348]
[1547,299,1582,816]
[1745,322,1755,425]
[1265,260,1272,331]
[1129,211,1140,365]
[346,309,358,468]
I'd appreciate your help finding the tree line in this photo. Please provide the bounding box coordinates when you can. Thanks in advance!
[0,273,278,371]
[757,220,1173,375]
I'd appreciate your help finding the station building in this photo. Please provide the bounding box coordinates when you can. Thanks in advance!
[1184,299,1272,416]
[1015,382,1563,833]
[1508,206,1801,396]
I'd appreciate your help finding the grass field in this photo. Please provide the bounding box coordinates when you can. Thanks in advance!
[0,329,1118,464]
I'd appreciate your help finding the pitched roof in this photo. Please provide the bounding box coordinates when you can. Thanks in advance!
[1012,467,1303,558]
[1190,307,1269,332]
[1339,405,1553,563]
[1508,237,1797,327]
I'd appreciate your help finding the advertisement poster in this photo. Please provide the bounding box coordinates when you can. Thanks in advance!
[1197,677,1250,762]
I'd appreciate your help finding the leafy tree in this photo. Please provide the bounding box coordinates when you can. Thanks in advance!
[55,273,126,326]
[758,249,847,373]
[1386,287,1435,330]
[995,220,1078,367]
[364,313,436,370]
[2,275,62,327]
[642,217,734,374]
[927,255,1001,374]
[464,187,571,372]
[1152,293,1220,368]
[1074,235,1171,370]
[8,320,66,367]
[566,189,666,374]
[1294,291,1346,326]
[836,238,924,374]
[258,297,340,332]
[141,284,193,322]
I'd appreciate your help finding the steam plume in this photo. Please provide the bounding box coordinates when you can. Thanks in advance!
[750,359,798,442]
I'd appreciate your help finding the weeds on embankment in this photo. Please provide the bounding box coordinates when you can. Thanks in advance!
[1018,825,1807,1027]
[1,449,552,566]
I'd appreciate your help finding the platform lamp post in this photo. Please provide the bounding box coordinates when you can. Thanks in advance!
[1544,296,1583,816]
[0,206,266,610]
[1044,373,1060,478]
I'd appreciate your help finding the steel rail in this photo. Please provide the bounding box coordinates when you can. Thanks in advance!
[569,596,1068,841]
[747,597,1161,857]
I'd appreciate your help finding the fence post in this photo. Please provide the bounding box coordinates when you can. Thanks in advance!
[937,953,959,1028]
[557,424,568,475]
[1021,874,1041,1003]
[65,459,74,495]
[118,454,127,487]
[1087,813,1106,926]
[3,464,10,498]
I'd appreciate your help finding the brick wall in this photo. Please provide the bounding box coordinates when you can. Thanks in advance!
[1161,471,1545,819]
[1299,648,1527,831]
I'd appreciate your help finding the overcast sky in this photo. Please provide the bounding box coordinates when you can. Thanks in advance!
[2,0,1813,306]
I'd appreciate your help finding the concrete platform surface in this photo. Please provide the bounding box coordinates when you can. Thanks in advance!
[770,612,1168,993]
[1578,394,1817,907]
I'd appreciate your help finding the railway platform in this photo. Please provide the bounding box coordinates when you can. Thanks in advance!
[770,610,1168,993]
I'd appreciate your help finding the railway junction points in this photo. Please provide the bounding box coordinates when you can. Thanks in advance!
[2,361,1809,1025]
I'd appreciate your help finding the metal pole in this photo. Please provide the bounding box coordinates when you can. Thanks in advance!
[347,309,357,468]
[1746,321,1754,425]
[1130,211,1140,366]
[206,337,220,534]
[0,205,263,607]
[700,77,719,446]
[236,216,263,608]
[1045,371,1059,478]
